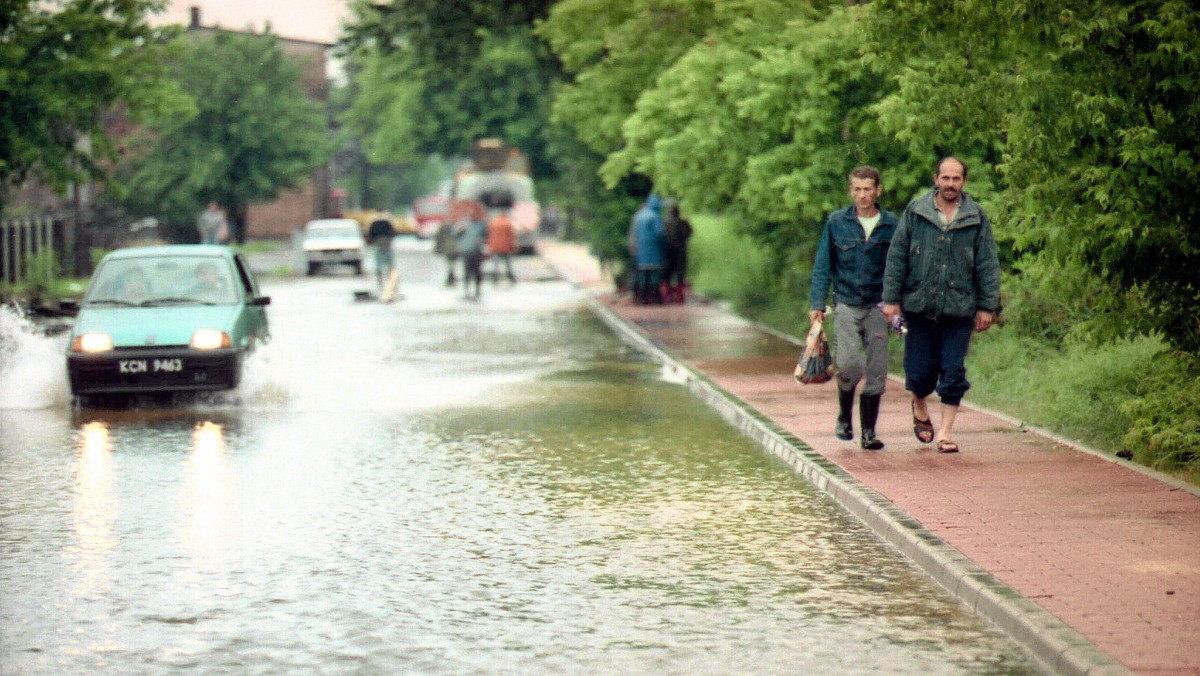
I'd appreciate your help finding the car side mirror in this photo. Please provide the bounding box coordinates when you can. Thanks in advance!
[252,296,271,306]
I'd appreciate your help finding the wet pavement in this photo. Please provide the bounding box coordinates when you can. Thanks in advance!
[0,239,1039,674]
[537,239,1200,676]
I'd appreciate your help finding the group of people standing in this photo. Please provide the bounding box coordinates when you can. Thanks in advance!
[809,157,1000,454]
[628,194,693,305]
[434,202,518,301]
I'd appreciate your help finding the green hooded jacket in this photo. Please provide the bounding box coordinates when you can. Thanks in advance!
[882,189,1001,320]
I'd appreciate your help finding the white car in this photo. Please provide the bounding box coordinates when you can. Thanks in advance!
[301,218,365,276]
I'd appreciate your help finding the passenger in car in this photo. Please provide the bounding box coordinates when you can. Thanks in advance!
[188,262,231,303]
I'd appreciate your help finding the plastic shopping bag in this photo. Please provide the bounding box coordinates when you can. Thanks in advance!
[794,319,834,384]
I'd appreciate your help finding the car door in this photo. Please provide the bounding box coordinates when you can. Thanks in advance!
[233,253,270,344]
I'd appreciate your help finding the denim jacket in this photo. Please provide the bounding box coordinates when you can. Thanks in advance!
[809,205,898,310]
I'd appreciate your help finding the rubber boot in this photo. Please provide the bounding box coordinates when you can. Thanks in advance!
[835,387,854,440]
[859,393,885,450]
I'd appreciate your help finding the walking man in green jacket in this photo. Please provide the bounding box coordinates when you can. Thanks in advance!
[882,157,1000,453]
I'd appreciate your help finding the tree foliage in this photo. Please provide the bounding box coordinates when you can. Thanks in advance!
[120,30,331,242]
[539,0,919,294]
[538,0,714,157]
[342,0,559,177]
[867,0,1200,351]
[0,0,183,205]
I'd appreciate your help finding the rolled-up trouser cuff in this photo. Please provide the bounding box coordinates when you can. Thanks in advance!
[903,313,972,406]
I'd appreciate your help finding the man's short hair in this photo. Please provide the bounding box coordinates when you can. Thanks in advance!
[936,156,968,180]
[848,166,881,186]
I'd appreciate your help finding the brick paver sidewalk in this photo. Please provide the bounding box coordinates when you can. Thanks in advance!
[538,240,1200,675]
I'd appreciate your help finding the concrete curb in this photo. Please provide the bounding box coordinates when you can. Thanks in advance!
[582,293,1129,676]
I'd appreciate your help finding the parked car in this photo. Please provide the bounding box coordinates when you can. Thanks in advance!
[301,218,365,275]
[64,245,271,401]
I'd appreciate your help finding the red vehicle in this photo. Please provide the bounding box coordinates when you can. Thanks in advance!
[411,194,449,239]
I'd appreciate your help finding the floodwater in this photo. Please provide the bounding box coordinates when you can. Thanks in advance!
[0,243,1036,674]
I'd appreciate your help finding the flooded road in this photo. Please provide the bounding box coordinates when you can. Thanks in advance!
[0,242,1035,673]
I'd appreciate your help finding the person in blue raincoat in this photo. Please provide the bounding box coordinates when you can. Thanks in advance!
[631,194,666,304]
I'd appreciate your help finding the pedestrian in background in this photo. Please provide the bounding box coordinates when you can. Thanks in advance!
[486,209,517,285]
[810,166,899,449]
[631,194,666,304]
[196,202,227,245]
[882,156,1001,453]
[435,219,460,287]
[365,213,397,292]
[661,199,693,303]
[456,202,489,301]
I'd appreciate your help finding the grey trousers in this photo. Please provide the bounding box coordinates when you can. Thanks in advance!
[833,303,889,396]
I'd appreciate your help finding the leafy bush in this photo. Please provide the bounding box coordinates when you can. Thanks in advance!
[22,250,61,297]
[689,214,778,314]
[1121,353,1200,474]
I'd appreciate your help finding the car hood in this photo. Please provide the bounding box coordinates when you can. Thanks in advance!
[72,304,244,348]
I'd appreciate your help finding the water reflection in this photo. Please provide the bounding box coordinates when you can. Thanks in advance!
[181,421,230,563]
[69,421,117,598]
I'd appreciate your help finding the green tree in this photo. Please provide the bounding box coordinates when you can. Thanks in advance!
[538,0,714,158]
[342,0,559,177]
[536,0,716,276]
[121,30,332,242]
[0,0,183,209]
[868,0,1200,352]
[603,3,913,229]
[541,0,918,303]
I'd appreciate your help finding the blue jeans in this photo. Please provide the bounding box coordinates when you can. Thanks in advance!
[903,313,974,407]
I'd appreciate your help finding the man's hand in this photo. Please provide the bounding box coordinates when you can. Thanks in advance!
[882,303,901,325]
[808,309,825,324]
[975,310,994,332]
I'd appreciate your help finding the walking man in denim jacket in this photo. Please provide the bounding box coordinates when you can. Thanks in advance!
[882,157,1000,453]
[809,166,899,449]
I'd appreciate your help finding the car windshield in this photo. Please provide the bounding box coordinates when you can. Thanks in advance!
[86,256,238,306]
[306,223,360,238]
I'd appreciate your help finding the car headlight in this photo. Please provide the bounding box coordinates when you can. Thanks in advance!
[190,329,231,350]
[72,332,114,353]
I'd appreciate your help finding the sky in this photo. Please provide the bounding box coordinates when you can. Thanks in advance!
[153,0,353,45]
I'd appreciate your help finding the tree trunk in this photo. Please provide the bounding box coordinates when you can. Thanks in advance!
[228,203,249,244]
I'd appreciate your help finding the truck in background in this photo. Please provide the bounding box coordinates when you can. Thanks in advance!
[451,139,540,254]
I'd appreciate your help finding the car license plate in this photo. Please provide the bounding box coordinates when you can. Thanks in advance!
[118,358,184,374]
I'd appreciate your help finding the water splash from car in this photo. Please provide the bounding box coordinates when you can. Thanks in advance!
[0,304,71,410]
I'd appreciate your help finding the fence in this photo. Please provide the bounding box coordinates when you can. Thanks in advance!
[0,215,75,285]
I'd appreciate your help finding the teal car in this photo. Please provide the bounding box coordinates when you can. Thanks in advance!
[65,245,270,399]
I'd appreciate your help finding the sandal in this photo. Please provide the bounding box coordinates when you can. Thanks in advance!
[911,400,934,444]
[937,439,960,454]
